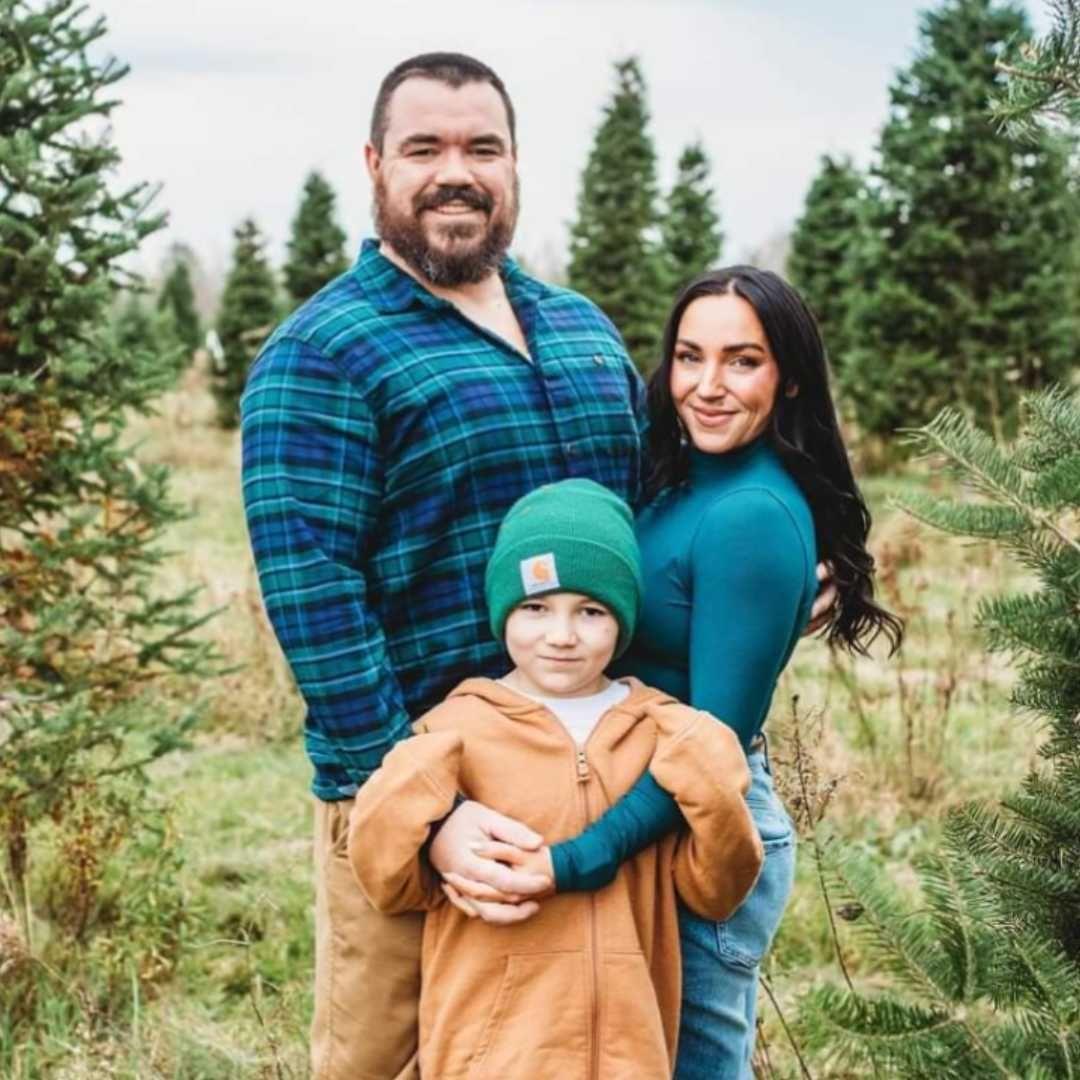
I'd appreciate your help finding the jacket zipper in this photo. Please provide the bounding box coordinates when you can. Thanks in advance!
[543,704,616,1080]
[575,748,602,1080]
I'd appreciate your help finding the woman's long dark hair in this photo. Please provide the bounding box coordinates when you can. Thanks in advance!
[646,266,903,656]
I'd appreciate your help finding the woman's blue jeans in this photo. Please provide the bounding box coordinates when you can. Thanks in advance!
[674,750,797,1080]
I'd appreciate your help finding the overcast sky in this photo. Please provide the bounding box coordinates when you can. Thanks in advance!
[97,0,1049,280]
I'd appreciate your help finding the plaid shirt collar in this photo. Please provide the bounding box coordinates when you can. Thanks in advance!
[353,237,547,316]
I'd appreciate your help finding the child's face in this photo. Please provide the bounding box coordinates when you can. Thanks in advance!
[504,592,619,698]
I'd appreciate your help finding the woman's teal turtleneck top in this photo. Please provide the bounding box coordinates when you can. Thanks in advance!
[550,439,817,892]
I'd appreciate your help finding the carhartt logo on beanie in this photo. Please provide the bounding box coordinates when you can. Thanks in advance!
[521,552,560,594]
[485,479,643,657]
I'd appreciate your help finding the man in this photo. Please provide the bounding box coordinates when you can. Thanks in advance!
[241,53,647,1079]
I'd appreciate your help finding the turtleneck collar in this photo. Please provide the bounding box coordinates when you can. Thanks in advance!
[687,435,771,483]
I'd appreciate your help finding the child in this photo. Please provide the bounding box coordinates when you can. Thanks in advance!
[348,479,763,1078]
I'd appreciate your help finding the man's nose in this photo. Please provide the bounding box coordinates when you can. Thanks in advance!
[433,148,472,187]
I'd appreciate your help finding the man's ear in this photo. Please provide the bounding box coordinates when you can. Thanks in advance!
[364,142,381,182]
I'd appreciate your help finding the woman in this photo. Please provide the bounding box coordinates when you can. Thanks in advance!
[648,268,902,1074]
[442,267,902,1077]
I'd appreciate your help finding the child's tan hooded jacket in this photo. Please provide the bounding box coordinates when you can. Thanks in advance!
[348,677,763,1080]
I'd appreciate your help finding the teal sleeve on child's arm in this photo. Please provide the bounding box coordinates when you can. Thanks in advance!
[550,771,685,892]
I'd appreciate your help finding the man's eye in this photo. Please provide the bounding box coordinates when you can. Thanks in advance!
[408,148,435,158]
[583,606,608,618]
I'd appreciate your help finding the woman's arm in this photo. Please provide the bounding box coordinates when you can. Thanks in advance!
[551,488,809,892]
[687,489,810,749]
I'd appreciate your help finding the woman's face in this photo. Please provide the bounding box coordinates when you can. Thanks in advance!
[670,293,784,455]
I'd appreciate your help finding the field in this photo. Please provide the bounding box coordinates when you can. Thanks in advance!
[12,364,1033,1078]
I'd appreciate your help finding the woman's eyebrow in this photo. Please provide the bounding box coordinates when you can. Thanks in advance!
[675,338,767,353]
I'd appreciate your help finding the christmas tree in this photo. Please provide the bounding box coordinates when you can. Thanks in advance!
[787,155,864,375]
[283,170,349,307]
[156,251,202,355]
[802,390,1080,1074]
[661,140,723,295]
[801,11,1080,1068]
[213,218,278,429]
[0,0,217,1028]
[567,57,667,372]
[841,0,1079,439]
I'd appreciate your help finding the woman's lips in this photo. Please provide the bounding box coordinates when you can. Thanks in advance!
[690,406,738,427]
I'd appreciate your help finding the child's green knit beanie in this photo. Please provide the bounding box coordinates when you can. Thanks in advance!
[485,479,643,657]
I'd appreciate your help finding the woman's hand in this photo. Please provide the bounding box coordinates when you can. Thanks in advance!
[429,801,552,924]
[441,844,555,925]
[804,560,837,635]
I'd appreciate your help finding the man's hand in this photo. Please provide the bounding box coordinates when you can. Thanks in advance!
[804,560,837,636]
[441,844,555,926]
[429,801,552,925]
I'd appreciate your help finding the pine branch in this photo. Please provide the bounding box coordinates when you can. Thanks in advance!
[905,409,1080,558]
[900,493,1030,539]
[992,0,1080,138]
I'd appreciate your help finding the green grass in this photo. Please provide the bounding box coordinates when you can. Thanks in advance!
[4,369,1037,1077]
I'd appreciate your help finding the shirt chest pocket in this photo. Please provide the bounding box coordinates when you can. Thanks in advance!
[554,347,639,420]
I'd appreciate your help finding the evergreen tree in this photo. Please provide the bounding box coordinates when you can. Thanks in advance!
[841,0,1079,439]
[661,140,723,295]
[213,218,277,428]
[992,0,1080,136]
[0,0,216,1027]
[115,292,158,351]
[283,170,349,307]
[567,57,667,371]
[801,390,1080,1074]
[157,254,201,354]
[801,23,1080,1071]
[787,155,864,373]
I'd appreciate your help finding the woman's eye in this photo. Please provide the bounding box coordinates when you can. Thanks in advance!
[675,351,701,364]
[582,606,608,618]
[731,355,759,369]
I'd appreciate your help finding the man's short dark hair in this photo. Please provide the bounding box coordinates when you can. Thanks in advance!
[370,52,517,153]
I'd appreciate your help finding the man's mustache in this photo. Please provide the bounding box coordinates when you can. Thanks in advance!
[415,186,493,214]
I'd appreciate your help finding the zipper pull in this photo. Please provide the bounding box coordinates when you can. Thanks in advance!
[576,747,590,782]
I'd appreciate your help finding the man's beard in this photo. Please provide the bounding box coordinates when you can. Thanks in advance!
[374,176,519,287]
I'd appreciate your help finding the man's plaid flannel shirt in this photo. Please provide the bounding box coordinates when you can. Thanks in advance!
[241,240,646,799]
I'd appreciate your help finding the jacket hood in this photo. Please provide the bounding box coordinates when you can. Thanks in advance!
[447,676,675,722]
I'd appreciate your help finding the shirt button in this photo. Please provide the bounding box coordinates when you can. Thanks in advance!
[565,442,578,457]
[592,353,605,366]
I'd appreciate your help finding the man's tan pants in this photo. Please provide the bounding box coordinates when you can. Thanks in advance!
[312,797,424,1080]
